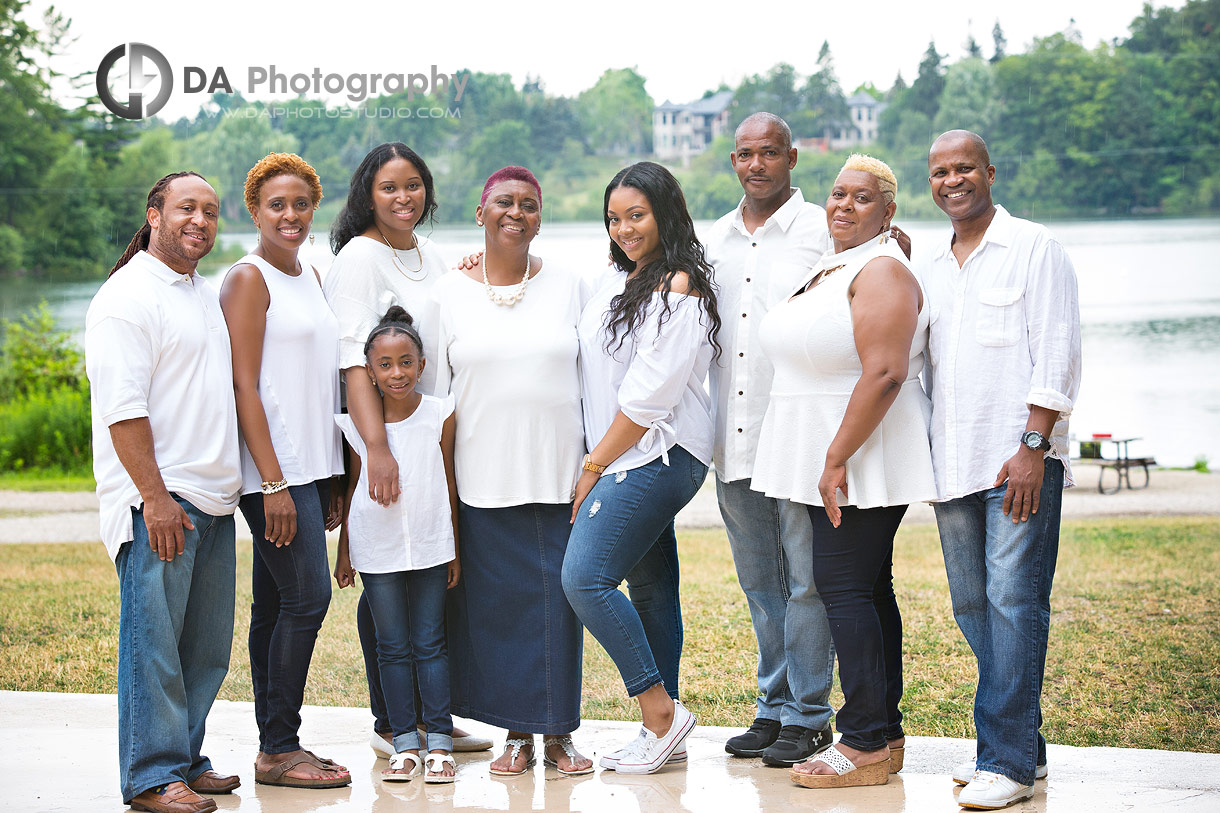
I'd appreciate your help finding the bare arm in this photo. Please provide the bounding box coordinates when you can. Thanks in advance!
[220,264,297,546]
[345,368,399,506]
[109,417,194,562]
[819,258,922,527]
[333,445,360,589]
[570,411,650,524]
[440,412,461,588]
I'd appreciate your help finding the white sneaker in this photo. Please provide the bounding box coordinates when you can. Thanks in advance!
[612,700,696,775]
[598,728,687,770]
[952,758,1047,785]
[958,770,1035,809]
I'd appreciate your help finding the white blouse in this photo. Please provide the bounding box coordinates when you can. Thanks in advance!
[226,254,344,495]
[335,395,456,574]
[431,265,585,507]
[751,236,936,508]
[578,267,715,476]
[322,234,446,397]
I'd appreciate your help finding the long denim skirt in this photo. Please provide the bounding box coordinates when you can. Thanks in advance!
[448,501,583,733]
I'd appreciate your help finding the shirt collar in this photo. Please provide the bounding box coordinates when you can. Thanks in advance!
[731,187,806,235]
[136,250,197,285]
[933,204,1015,260]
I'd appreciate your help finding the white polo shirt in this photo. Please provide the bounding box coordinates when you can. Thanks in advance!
[920,206,1082,501]
[704,189,830,483]
[85,251,242,561]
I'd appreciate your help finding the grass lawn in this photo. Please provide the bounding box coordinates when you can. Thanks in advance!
[1,517,1217,752]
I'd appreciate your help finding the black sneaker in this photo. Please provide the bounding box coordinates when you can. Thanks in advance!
[724,718,782,757]
[760,725,832,766]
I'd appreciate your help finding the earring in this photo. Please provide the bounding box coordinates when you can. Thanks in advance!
[476,218,483,227]
[309,233,315,245]
[880,223,890,244]
[256,232,261,246]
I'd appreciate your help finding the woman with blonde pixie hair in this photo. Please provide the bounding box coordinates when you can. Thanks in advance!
[220,153,349,789]
[752,153,935,789]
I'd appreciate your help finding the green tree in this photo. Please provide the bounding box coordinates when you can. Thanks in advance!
[908,41,946,119]
[189,110,298,222]
[577,68,653,156]
[991,20,1008,63]
[933,59,997,138]
[28,144,110,277]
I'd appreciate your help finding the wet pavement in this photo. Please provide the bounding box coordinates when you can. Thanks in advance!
[4,691,1218,812]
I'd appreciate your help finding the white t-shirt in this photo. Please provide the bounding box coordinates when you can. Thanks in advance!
[431,265,585,507]
[578,266,715,475]
[85,251,242,561]
[335,394,456,574]
[704,189,831,482]
[322,234,446,397]
[226,254,344,495]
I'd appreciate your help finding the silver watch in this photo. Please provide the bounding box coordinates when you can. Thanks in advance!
[1021,430,1050,452]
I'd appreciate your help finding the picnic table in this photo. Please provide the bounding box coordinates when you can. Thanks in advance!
[1079,435,1156,494]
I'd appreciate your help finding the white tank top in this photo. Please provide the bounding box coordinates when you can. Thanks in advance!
[228,254,344,494]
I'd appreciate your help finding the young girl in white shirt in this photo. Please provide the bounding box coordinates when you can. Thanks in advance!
[334,306,460,784]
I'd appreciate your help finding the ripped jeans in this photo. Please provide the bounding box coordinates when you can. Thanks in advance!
[562,445,707,698]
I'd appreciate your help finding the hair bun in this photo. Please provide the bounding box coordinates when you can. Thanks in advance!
[379,305,414,328]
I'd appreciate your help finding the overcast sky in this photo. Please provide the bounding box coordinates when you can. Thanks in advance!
[27,0,1184,121]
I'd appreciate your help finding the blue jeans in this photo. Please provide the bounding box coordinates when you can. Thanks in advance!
[357,592,391,734]
[240,481,332,754]
[562,445,707,698]
[717,478,835,730]
[361,564,453,752]
[115,497,235,803]
[808,504,907,751]
[934,458,1064,786]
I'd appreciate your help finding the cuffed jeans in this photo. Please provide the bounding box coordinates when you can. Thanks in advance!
[361,564,454,753]
[934,458,1064,787]
[562,445,707,698]
[116,497,235,804]
[239,480,332,754]
[808,504,906,752]
[717,478,835,730]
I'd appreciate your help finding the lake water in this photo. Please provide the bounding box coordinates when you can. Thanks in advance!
[4,218,1218,469]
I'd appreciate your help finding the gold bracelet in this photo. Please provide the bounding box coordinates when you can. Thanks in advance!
[582,454,607,474]
[260,478,288,495]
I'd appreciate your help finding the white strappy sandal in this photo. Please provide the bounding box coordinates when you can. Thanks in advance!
[789,744,890,789]
[424,752,457,784]
[382,751,423,782]
[543,735,595,776]
[489,738,536,776]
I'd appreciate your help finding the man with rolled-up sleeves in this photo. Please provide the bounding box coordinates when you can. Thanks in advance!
[921,130,1082,811]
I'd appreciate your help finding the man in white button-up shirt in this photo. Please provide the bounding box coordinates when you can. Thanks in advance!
[86,173,243,813]
[704,113,835,766]
[920,131,1081,811]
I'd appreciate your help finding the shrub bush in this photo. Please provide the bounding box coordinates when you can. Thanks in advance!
[0,385,92,473]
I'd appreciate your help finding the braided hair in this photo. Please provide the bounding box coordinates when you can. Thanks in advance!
[109,171,205,277]
[363,306,424,359]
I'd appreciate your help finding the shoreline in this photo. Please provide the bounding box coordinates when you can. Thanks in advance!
[2,464,1215,545]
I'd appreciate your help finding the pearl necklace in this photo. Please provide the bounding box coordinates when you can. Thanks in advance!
[482,254,531,306]
[375,226,426,280]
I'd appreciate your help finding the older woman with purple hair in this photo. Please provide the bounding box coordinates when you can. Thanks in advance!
[433,167,591,776]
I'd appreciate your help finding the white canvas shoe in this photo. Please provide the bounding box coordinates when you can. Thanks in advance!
[598,728,687,770]
[952,758,1047,785]
[958,770,1035,809]
[612,701,696,775]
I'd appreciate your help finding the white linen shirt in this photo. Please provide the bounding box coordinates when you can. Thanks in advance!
[335,394,456,574]
[704,189,830,482]
[920,206,1082,501]
[85,251,242,561]
[578,267,715,475]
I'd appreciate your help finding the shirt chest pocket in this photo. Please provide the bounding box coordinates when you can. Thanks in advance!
[975,287,1023,347]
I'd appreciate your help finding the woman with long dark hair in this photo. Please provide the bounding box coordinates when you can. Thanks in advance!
[561,161,721,775]
[324,142,490,759]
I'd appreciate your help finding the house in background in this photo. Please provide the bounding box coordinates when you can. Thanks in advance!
[653,91,734,165]
[796,91,888,153]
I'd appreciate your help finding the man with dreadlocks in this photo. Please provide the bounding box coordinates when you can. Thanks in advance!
[86,172,243,813]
